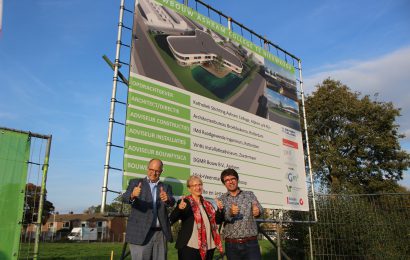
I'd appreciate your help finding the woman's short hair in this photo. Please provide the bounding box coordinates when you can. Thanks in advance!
[187,175,203,187]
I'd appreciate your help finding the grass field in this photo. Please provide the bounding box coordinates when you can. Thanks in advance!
[19,240,278,259]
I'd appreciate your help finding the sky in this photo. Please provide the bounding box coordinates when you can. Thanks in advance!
[1,0,409,213]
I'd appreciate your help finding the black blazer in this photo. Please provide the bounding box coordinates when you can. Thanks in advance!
[170,198,224,249]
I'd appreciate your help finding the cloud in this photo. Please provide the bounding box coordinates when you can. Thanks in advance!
[0,51,57,97]
[304,46,410,140]
[399,171,410,190]
[0,112,16,120]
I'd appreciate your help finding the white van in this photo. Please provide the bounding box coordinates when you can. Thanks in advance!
[67,227,98,241]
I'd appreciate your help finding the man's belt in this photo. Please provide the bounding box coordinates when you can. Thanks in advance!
[225,236,257,244]
[150,227,162,231]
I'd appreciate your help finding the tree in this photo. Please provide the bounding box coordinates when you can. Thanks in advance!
[83,204,115,214]
[23,183,54,225]
[213,55,224,72]
[83,205,99,214]
[84,199,130,215]
[304,78,410,193]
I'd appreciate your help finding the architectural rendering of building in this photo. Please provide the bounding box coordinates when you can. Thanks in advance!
[138,0,190,33]
[167,29,243,74]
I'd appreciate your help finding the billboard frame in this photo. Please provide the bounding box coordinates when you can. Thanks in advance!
[101,0,317,220]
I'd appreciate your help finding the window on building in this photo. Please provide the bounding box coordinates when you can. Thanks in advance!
[63,222,70,228]
[97,221,103,227]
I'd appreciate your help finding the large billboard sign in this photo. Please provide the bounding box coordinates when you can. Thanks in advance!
[124,0,308,211]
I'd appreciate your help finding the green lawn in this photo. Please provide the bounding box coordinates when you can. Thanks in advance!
[19,240,278,259]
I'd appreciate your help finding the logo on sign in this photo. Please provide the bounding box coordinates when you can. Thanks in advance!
[282,127,296,137]
[283,149,296,162]
[282,138,299,149]
[287,172,298,183]
[286,196,299,205]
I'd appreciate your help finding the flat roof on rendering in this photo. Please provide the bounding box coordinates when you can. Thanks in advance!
[138,0,189,31]
[167,29,242,68]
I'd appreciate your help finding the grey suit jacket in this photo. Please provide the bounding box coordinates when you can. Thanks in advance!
[122,178,175,244]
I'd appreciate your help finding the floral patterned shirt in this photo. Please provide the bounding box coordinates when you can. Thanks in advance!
[218,189,263,239]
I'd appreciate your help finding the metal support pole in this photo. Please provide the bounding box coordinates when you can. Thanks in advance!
[33,135,52,260]
[52,213,56,242]
[308,225,314,260]
[298,60,317,221]
[101,0,126,213]
[263,39,268,50]
[228,17,232,31]
[298,59,317,259]
[277,210,282,260]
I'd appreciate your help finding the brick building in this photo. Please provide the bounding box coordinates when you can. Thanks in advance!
[22,213,126,242]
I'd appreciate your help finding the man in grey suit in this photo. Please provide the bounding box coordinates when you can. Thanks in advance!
[123,158,175,260]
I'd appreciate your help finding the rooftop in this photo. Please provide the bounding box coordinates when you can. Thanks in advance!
[167,30,242,68]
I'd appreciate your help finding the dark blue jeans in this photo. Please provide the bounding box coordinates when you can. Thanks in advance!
[225,239,261,260]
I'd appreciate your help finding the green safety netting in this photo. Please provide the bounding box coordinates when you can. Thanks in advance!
[0,129,31,260]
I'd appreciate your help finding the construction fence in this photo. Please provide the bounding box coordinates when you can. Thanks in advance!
[275,193,410,259]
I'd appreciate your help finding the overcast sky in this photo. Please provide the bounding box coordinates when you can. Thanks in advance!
[1,0,409,212]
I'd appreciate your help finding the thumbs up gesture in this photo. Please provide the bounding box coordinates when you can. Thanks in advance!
[230,203,239,216]
[178,196,187,210]
[252,201,260,217]
[215,197,224,210]
[159,186,168,202]
[131,182,142,199]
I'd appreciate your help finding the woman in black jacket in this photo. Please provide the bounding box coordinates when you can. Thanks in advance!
[170,176,224,260]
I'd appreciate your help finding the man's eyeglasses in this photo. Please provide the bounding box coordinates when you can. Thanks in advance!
[148,168,162,174]
[223,177,237,183]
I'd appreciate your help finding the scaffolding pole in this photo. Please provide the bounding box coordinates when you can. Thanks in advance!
[32,135,52,260]
[298,60,317,260]
[101,0,126,213]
